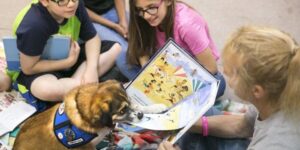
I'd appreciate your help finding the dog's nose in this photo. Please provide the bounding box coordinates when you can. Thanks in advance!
[137,112,143,120]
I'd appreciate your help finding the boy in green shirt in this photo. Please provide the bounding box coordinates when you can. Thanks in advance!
[13,0,121,102]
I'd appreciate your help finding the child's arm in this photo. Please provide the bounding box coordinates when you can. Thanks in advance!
[194,48,218,74]
[190,114,253,138]
[114,0,128,38]
[19,41,80,75]
[85,8,116,29]
[81,35,101,84]
[85,7,126,38]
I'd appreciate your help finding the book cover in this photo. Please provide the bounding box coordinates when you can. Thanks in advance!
[2,35,70,71]
[125,39,219,144]
[0,91,36,136]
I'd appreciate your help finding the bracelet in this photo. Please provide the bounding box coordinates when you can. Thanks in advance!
[202,116,209,136]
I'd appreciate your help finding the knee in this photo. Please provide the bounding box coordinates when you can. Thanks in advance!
[118,40,128,52]
[31,85,64,101]
[111,43,122,55]
[115,43,122,51]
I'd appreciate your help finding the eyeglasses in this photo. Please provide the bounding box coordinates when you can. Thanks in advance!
[136,0,163,17]
[50,0,78,7]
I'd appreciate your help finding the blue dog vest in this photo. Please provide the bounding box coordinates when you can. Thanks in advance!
[54,103,97,148]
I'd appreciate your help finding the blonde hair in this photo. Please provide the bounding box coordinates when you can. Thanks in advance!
[222,26,300,120]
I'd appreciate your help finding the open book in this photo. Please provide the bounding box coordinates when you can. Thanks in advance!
[2,35,71,71]
[0,91,36,136]
[125,39,219,144]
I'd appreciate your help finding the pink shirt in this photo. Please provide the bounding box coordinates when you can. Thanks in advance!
[156,3,219,60]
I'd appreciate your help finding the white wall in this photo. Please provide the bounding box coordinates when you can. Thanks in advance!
[182,0,300,100]
[184,0,300,55]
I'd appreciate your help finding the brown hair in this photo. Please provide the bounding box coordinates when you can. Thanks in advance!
[222,26,300,120]
[127,0,175,65]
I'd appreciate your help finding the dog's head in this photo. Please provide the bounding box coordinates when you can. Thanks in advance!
[64,80,143,130]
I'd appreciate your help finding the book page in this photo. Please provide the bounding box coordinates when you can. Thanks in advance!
[129,82,216,130]
[0,92,36,136]
[125,39,219,143]
[127,41,217,107]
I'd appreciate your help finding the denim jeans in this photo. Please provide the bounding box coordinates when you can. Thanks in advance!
[215,72,226,98]
[177,107,250,150]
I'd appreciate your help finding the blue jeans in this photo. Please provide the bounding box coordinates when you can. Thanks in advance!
[177,107,250,150]
[116,49,140,80]
[92,8,134,79]
[215,72,226,98]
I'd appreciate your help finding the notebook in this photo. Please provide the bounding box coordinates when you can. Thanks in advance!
[2,35,71,71]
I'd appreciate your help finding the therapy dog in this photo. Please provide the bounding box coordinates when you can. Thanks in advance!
[13,80,146,150]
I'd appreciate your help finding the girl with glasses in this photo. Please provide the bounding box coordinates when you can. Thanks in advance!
[125,1,250,150]
[124,0,226,98]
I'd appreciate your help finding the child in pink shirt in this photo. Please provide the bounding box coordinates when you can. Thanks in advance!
[125,1,250,149]
[155,3,219,60]
[126,0,225,97]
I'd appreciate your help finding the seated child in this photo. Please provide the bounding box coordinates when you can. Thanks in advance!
[159,25,300,150]
[12,0,121,104]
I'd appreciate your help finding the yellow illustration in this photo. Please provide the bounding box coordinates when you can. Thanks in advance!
[132,52,193,107]
[126,40,218,145]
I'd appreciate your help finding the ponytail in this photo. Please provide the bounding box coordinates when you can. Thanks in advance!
[280,46,300,122]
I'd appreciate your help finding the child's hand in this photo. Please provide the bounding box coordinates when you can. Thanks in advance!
[113,24,127,39]
[67,41,80,68]
[158,141,181,150]
[119,21,128,39]
[0,71,12,92]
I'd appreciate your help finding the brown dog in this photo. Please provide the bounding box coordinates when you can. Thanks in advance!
[13,80,141,150]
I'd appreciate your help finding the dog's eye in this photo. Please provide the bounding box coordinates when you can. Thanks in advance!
[119,106,129,115]
[119,110,125,115]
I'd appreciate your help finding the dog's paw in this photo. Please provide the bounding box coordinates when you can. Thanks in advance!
[132,103,168,114]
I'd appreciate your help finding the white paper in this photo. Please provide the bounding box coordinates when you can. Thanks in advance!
[0,92,36,136]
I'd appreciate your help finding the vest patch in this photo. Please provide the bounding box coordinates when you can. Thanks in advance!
[53,103,97,148]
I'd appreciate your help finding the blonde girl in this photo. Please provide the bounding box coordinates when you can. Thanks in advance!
[221,26,300,149]
[159,26,300,150]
